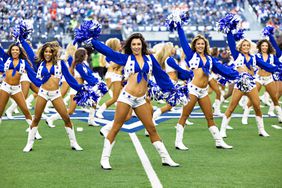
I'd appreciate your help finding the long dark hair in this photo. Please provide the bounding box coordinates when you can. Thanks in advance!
[7,43,32,66]
[123,33,150,55]
[70,48,87,75]
[36,42,58,65]
[257,39,275,54]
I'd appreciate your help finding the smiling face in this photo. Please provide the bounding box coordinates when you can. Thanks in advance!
[260,42,269,53]
[195,39,205,54]
[44,47,53,62]
[11,46,20,59]
[131,38,142,56]
[240,40,251,54]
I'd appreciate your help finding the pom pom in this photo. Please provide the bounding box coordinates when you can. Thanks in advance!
[235,73,256,92]
[233,29,245,41]
[165,11,189,32]
[74,85,100,107]
[12,19,33,41]
[163,84,189,107]
[147,80,164,101]
[73,81,108,107]
[262,26,274,36]
[217,13,240,34]
[73,20,101,45]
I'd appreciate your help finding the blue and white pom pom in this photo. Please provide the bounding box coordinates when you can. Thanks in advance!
[233,29,245,41]
[165,11,189,32]
[74,85,100,107]
[235,73,256,93]
[262,26,274,36]
[162,84,189,107]
[73,20,101,45]
[12,19,33,41]
[217,13,240,34]
[147,80,164,101]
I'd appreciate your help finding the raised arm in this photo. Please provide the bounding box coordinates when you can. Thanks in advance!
[20,39,37,70]
[227,32,239,59]
[269,34,281,58]
[91,39,127,66]
[177,25,193,60]
[76,64,99,86]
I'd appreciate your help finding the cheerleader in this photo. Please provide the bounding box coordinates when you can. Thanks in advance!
[95,38,123,119]
[219,17,272,138]
[46,47,100,127]
[91,33,180,169]
[175,23,238,149]
[242,38,282,124]
[22,40,83,152]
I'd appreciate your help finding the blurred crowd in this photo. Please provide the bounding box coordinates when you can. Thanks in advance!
[0,0,247,41]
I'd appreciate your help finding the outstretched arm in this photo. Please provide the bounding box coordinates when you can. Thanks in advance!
[24,60,42,87]
[166,57,194,81]
[76,64,99,86]
[256,56,278,73]
[61,60,83,91]
[212,57,239,80]
[91,39,127,66]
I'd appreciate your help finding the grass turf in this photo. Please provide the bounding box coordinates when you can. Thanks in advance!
[0,92,281,188]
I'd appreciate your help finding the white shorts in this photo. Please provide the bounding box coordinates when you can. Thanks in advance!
[111,73,123,82]
[69,87,77,95]
[20,72,31,83]
[256,75,274,86]
[1,81,22,95]
[188,83,209,99]
[38,87,61,101]
[105,71,113,79]
[117,89,146,108]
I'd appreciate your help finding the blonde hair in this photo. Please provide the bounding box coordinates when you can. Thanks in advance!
[65,43,77,60]
[236,38,257,55]
[191,34,211,55]
[99,38,121,67]
[155,42,175,70]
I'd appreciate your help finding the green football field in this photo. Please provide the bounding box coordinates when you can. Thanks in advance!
[0,92,281,188]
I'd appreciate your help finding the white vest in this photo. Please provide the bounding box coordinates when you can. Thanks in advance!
[4,58,26,74]
[36,60,62,80]
[188,52,212,72]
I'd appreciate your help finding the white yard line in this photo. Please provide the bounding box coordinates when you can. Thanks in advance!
[129,133,163,188]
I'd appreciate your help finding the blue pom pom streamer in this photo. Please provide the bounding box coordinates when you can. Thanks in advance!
[262,26,274,36]
[217,13,239,34]
[165,11,189,32]
[147,80,164,101]
[235,73,256,92]
[233,29,245,41]
[73,20,101,45]
[12,19,33,41]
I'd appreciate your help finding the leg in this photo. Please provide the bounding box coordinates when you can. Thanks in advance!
[198,95,215,127]
[0,90,10,119]
[265,82,282,122]
[223,82,234,100]
[21,81,30,98]
[246,88,269,137]
[11,92,32,120]
[135,103,179,167]
[178,94,198,125]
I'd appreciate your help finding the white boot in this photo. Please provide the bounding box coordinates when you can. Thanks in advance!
[26,94,34,110]
[23,126,38,152]
[242,106,251,125]
[213,99,223,116]
[26,119,42,140]
[209,126,233,149]
[255,116,270,137]
[100,121,113,137]
[220,115,231,138]
[46,113,60,128]
[175,124,189,150]
[100,138,115,170]
[274,106,282,123]
[5,99,17,119]
[153,108,162,120]
[88,108,99,126]
[153,141,180,167]
[65,127,83,151]
[268,103,276,116]
[185,119,194,125]
[96,103,106,119]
